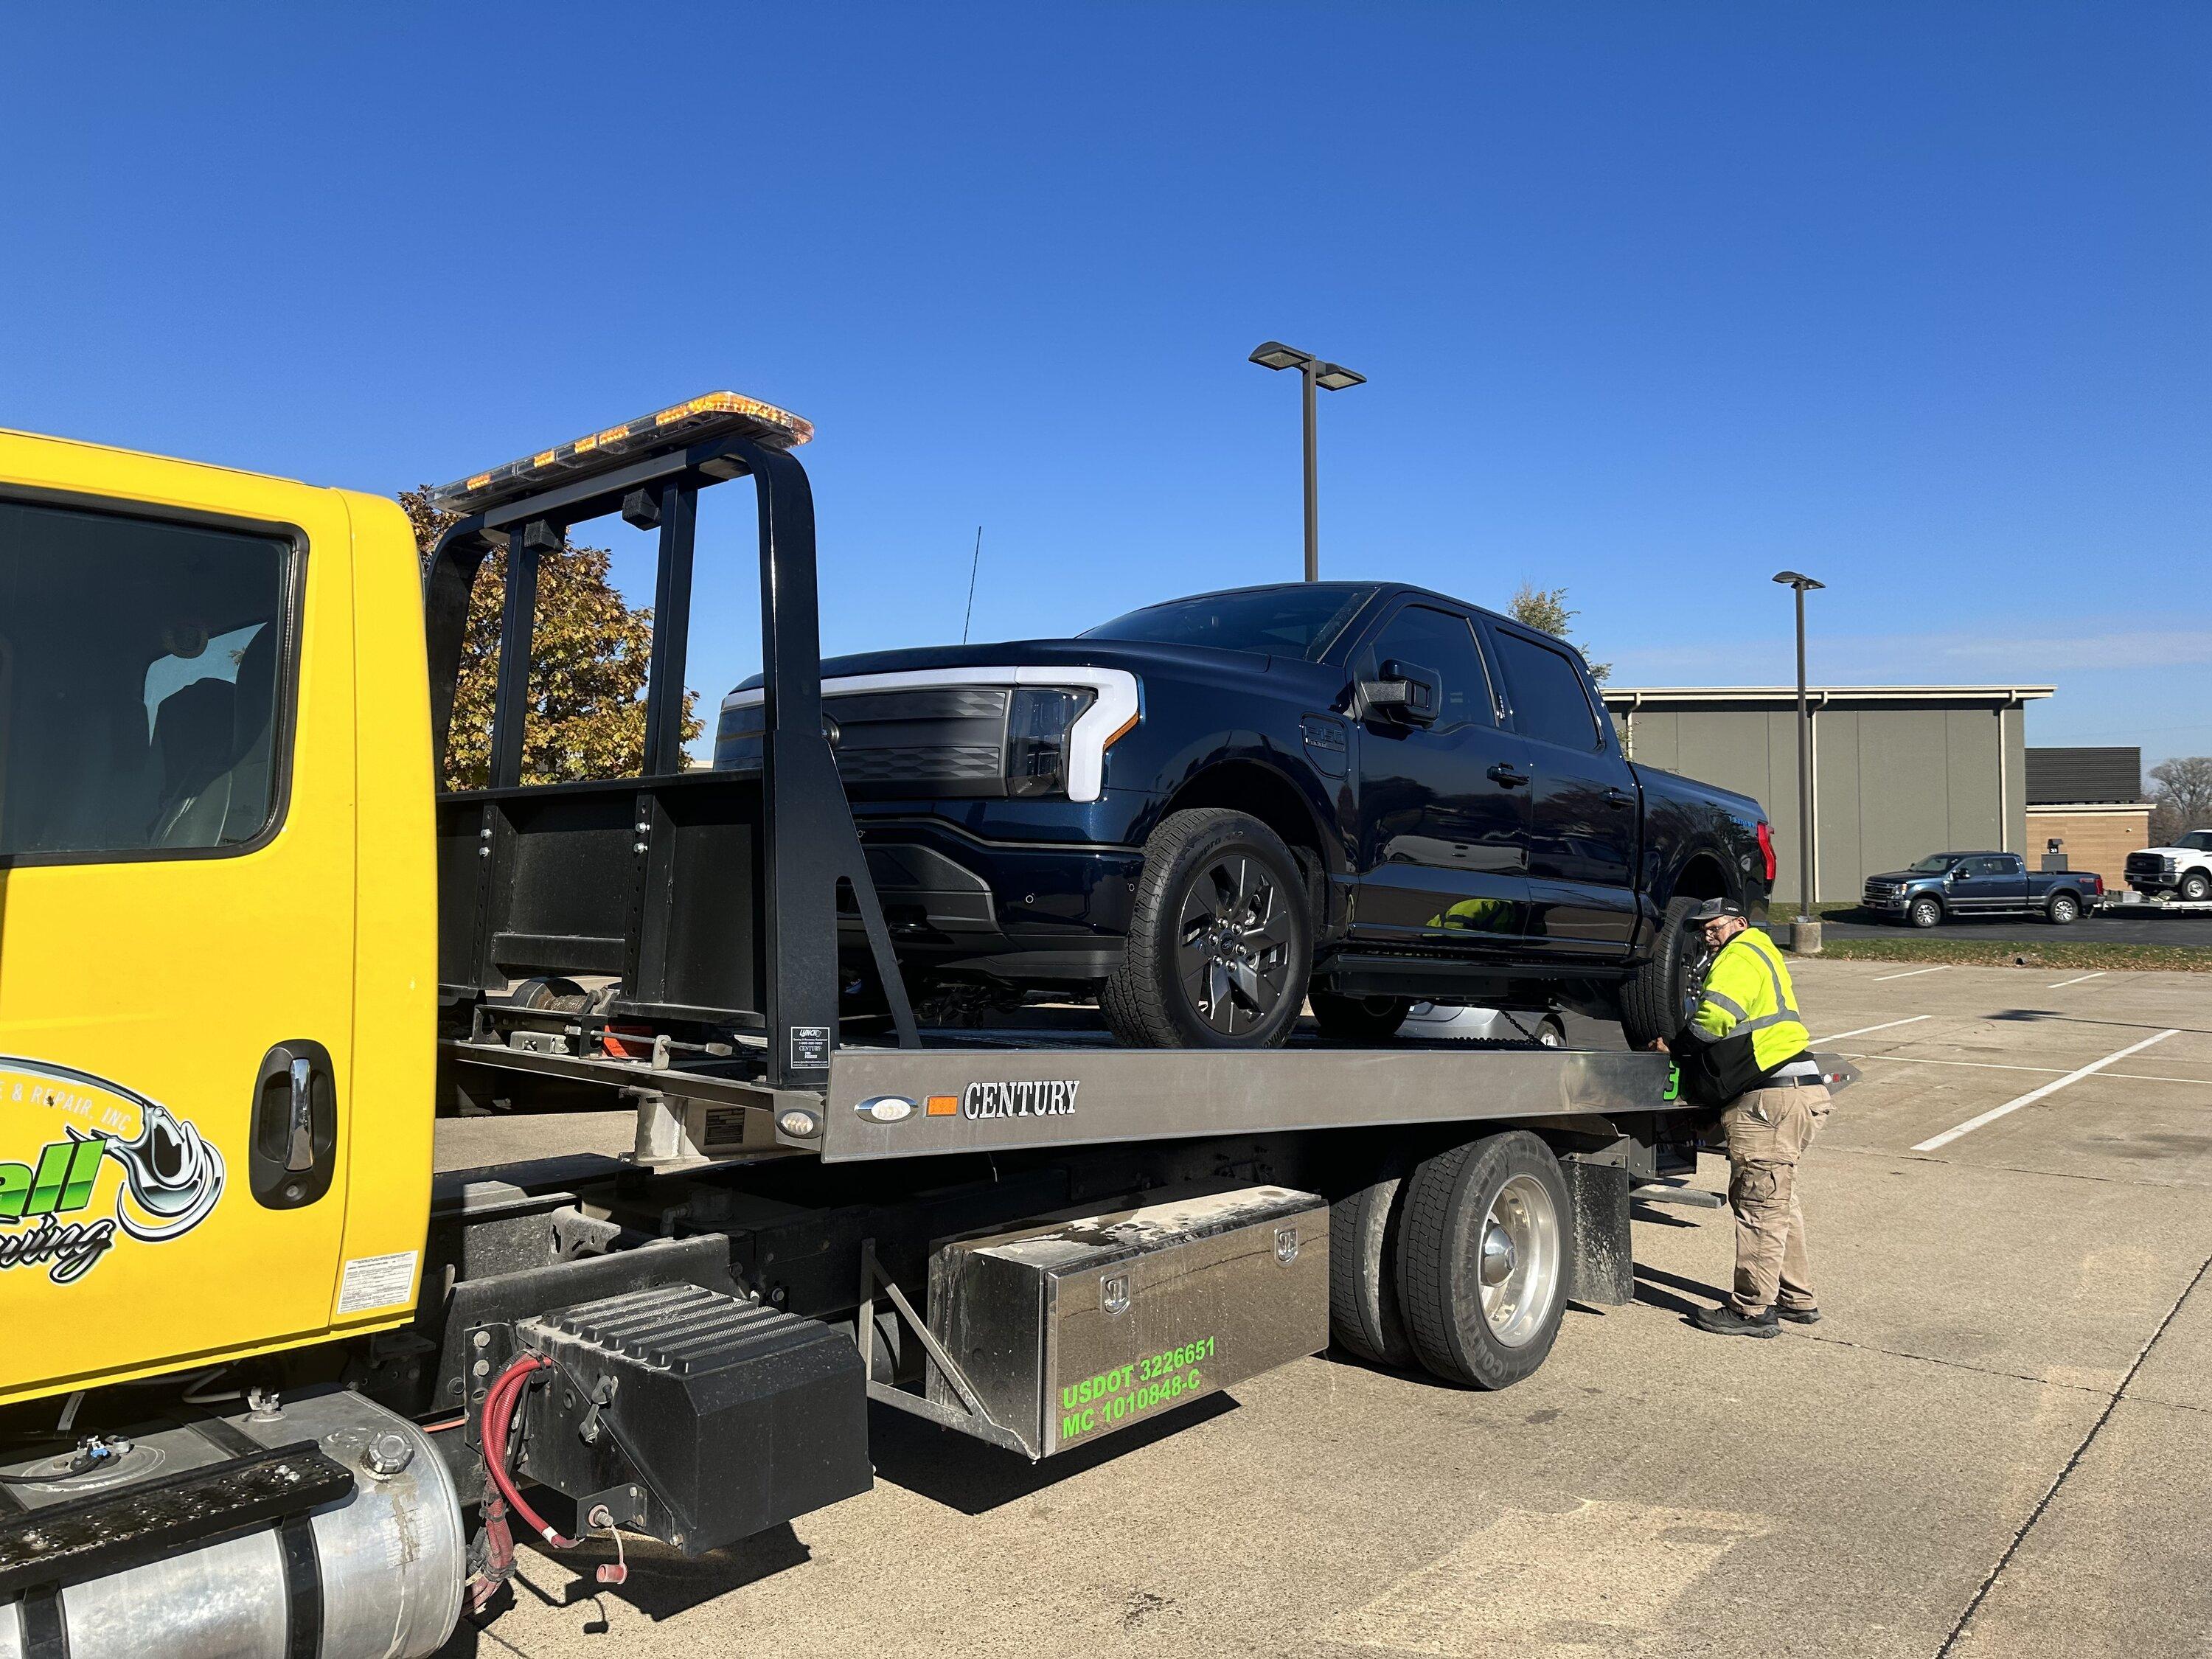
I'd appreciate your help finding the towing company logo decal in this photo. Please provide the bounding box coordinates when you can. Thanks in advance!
[960,1080,1079,1121]
[0,1058,226,1284]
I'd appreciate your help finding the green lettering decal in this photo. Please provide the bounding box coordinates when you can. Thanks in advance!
[0,1163,29,1222]
[1662,1064,1681,1103]
[59,1138,105,1214]
[25,1141,74,1217]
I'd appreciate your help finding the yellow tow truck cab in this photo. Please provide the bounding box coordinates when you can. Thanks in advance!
[0,431,435,1405]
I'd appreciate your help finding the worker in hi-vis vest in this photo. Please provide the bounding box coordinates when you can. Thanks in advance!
[1649,898,1830,1338]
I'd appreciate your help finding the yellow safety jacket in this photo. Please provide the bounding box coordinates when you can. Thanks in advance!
[1678,926,1812,1103]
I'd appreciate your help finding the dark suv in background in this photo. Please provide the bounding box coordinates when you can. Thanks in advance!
[717,583,1773,1050]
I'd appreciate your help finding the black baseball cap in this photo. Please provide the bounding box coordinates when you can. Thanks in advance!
[1686,898,1746,925]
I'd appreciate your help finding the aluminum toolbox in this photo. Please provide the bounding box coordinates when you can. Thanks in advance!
[925,1183,1329,1458]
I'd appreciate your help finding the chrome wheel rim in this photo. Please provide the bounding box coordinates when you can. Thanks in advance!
[1175,855,1294,1036]
[1478,1173,1561,1347]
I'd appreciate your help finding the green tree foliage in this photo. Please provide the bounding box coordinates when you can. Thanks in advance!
[1506,583,1610,684]
[400,488,700,790]
[2148,755,2212,845]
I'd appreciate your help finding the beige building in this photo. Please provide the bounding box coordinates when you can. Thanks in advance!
[1603,685,2054,906]
[2024,747,2151,888]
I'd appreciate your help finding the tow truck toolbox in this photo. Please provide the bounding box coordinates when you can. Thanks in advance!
[0,397,1855,1659]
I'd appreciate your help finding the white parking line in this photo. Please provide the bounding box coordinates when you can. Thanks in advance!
[1911,1029,2184,1152]
[1873,966,1949,982]
[1813,1015,1932,1044]
[2048,972,2107,988]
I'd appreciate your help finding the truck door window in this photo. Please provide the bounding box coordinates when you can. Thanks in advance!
[1495,632,1602,751]
[1364,606,1495,730]
[0,498,291,860]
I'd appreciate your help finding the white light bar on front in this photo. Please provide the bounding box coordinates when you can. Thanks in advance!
[721,667,1141,803]
[428,391,813,515]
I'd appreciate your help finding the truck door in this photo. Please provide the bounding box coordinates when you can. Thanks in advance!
[1349,602,1530,948]
[1484,622,1640,955]
[0,448,361,1401]
[1951,853,2023,912]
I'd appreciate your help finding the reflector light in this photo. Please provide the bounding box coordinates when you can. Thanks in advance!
[429,391,813,514]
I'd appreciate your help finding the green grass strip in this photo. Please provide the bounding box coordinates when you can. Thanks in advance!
[1814,937,2210,973]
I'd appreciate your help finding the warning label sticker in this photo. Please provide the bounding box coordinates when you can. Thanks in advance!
[336,1249,420,1316]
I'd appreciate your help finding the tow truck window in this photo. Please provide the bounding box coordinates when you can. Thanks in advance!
[0,498,291,861]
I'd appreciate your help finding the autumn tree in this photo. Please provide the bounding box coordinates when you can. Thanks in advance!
[2148,756,2212,845]
[401,488,701,790]
[1507,583,1611,684]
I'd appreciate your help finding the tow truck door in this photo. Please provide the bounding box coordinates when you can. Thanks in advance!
[0,437,361,1401]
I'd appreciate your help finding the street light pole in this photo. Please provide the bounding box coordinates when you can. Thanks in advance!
[1250,342,1365,582]
[1773,571,1826,942]
[1301,359,1318,583]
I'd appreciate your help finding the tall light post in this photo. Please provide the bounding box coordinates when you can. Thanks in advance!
[1773,571,1826,941]
[1249,341,1365,580]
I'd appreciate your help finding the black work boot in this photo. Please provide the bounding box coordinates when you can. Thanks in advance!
[1691,1302,1780,1338]
[1776,1305,1821,1325]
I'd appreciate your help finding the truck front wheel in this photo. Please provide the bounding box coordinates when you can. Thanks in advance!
[1908,896,1944,929]
[1101,808,1312,1048]
[2181,871,2211,903]
[1393,1130,1569,1388]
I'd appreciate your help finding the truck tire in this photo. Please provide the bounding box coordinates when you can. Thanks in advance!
[1908,895,1943,929]
[1312,992,1413,1041]
[2046,892,2081,925]
[1329,1175,1416,1366]
[1101,808,1312,1049]
[1620,894,1700,1049]
[2182,871,2211,903]
[1393,1130,1569,1388]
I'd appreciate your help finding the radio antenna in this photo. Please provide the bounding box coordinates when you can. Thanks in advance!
[961,525,982,644]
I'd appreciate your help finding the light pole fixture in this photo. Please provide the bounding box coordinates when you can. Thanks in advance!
[1773,571,1826,923]
[1249,341,1366,581]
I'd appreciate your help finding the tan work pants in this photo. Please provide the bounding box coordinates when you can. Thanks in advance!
[1722,1083,1831,1315]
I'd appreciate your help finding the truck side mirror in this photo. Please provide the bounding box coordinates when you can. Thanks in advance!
[1362,658,1441,728]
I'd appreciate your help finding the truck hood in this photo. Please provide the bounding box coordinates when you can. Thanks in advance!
[2135,845,2211,860]
[1865,869,1944,883]
[724,637,1321,702]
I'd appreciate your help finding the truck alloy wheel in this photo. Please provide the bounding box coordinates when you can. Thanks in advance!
[1102,808,1312,1048]
[2183,872,2211,903]
[2047,894,2080,925]
[1909,897,1943,928]
[1393,1130,1569,1388]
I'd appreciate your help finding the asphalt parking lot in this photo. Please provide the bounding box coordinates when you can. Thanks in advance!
[435,959,2212,1659]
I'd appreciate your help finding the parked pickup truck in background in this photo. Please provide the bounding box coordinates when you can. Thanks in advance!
[1863,852,2104,928]
[2124,830,2212,902]
[719,582,1774,1051]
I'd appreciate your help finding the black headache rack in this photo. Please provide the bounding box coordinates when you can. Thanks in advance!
[425,420,922,1118]
[425,408,1815,1166]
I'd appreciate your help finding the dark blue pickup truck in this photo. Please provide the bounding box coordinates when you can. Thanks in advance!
[1862,852,2104,928]
[717,582,1775,1049]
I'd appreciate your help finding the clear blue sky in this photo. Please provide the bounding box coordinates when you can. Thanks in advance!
[5,3,2206,769]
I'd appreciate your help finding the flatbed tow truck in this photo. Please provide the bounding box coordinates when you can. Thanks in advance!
[0,396,1855,1659]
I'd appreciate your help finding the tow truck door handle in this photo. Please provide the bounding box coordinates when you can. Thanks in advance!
[1486,763,1530,787]
[251,1040,336,1209]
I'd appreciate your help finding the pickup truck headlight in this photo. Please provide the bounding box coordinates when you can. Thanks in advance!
[1004,687,1096,798]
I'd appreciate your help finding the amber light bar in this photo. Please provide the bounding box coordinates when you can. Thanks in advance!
[428,391,814,514]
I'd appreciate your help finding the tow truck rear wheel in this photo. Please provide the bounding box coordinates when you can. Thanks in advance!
[1329,1173,1416,1366]
[1394,1130,1569,1388]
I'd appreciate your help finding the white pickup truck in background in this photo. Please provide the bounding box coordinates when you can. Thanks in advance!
[2123,829,2212,903]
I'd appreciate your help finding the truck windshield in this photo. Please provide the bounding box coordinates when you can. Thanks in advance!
[1081,584,1376,661]
[2180,831,2212,852]
[1908,855,1961,872]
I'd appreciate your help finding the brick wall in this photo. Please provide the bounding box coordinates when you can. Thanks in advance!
[2024,807,2151,888]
